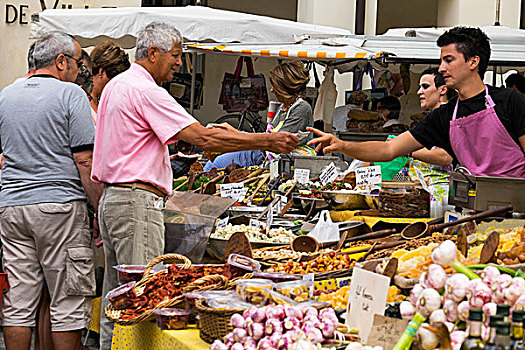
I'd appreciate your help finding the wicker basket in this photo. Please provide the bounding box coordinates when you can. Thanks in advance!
[196,298,247,343]
[105,254,228,325]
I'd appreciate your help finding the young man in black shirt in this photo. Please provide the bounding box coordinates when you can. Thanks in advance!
[308,26,525,178]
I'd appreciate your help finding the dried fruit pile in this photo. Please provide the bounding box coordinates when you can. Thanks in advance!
[266,251,355,274]
[116,265,223,320]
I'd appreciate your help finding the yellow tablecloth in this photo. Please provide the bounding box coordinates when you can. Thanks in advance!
[111,322,209,350]
[330,210,435,229]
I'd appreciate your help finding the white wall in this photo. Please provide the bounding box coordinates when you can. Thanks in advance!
[0,0,140,90]
[296,0,356,108]
[437,0,521,27]
[297,0,355,31]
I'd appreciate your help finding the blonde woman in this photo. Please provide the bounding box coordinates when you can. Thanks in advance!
[204,60,313,170]
[90,41,130,122]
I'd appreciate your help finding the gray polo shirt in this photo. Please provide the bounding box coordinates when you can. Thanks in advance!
[0,75,95,207]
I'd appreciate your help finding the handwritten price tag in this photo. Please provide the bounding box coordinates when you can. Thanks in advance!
[366,315,408,350]
[320,162,338,186]
[346,267,390,343]
[220,183,248,201]
[293,168,310,184]
[270,159,279,180]
[216,217,229,229]
[266,203,274,233]
[355,166,382,187]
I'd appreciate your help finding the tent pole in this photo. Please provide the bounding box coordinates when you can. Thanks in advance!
[190,52,197,114]
[492,66,497,86]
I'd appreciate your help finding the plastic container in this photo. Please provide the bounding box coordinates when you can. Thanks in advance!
[234,279,274,306]
[105,281,136,310]
[252,272,301,283]
[113,265,146,285]
[274,280,310,303]
[227,254,261,278]
[153,308,190,330]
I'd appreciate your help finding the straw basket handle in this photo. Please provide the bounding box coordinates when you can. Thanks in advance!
[139,253,192,284]
[182,274,229,294]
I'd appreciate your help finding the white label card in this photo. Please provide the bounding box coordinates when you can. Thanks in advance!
[294,168,310,184]
[220,183,248,201]
[302,273,315,296]
[346,267,390,343]
[320,162,338,186]
[249,219,266,229]
[270,159,279,180]
[355,166,382,187]
[217,217,229,228]
[274,194,288,214]
[266,203,274,233]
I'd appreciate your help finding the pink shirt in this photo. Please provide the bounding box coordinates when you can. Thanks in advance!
[91,63,197,195]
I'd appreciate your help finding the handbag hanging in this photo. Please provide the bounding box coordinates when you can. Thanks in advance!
[219,56,269,112]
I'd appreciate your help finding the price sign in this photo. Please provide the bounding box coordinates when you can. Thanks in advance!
[302,273,315,296]
[220,183,248,201]
[320,162,338,186]
[249,219,266,229]
[270,159,279,180]
[366,315,408,350]
[216,217,229,229]
[346,267,390,343]
[355,166,382,187]
[293,168,310,184]
[274,194,288,214]
[266,203,274,233]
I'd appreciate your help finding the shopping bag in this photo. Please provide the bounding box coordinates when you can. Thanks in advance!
[219,57,268,112]
[308,210,340,243]
[163,53,203,109]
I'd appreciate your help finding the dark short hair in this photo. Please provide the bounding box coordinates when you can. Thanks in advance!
[505,73,525,93]
[437,26,491,79]
[421,67,446,88]
[27,42,36,71]
[377,96,401,112]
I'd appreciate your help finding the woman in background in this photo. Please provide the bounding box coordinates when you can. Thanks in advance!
[204,60,313,170]
[89,41,131,123]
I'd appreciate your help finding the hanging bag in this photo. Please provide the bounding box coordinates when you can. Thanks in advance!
[219,57,269,112]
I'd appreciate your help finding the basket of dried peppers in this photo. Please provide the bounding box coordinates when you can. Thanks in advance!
[104,253,229,325]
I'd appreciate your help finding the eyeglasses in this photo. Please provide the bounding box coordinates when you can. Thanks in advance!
[63,54,84,67]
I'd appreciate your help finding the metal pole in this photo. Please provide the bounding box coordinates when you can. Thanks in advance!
[492,66,497,86]
[190,52,197,115]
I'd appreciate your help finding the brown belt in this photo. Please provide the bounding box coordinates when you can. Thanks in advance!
[107,182,167,199]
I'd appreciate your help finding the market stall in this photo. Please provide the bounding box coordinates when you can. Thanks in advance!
[28,8,525,349]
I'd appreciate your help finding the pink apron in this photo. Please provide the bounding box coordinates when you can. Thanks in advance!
[449,86,525,177]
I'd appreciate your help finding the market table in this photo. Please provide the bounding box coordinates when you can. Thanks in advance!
[111,323,209,350]
[330,210,436,229]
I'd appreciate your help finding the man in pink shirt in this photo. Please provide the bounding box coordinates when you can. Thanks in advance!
[92,21,298,348]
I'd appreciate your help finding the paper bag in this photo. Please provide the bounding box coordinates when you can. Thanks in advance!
[308,210,340,243]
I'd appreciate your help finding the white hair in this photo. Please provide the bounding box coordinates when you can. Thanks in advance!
[33,31,77,70]
[135,21,183,61]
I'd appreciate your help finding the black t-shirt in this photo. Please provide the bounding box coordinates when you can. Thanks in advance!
[410,86,525,163]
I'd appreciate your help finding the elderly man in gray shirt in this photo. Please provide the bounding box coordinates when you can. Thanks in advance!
[0,32,102,350]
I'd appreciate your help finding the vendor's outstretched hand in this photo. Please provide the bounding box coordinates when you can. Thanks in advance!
[267,132,299,154]
[306,127,344,154]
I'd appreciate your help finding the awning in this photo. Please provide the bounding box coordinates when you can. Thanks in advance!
[30,6,352,49]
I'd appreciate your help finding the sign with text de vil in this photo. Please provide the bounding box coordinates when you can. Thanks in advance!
[355,166,382,187]
[346,267,390,343]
